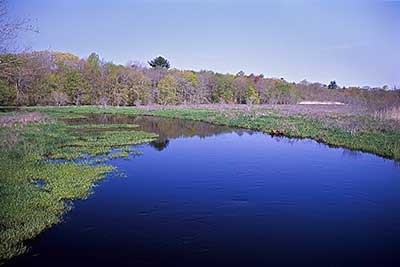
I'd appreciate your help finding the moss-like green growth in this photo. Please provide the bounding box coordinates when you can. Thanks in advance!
[0,113,157,261]
[147,108,400,160]
[67,123,139,131]
[109,151,130,159]
[28,106,400,160]
[0,160,114,260]
[4,105,398,262]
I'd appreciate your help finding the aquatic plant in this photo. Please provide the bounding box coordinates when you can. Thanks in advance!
[28,105,400,160]
[0,112,157,261]
[2,104,400,261]
[108,151,130,159]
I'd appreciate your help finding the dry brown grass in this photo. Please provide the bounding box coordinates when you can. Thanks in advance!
[135,103,356,115]
[0,112,47,128]
[375,106,400,121]
[133,103,400,133]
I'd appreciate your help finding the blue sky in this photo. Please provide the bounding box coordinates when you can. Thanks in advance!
[10,0,400,87]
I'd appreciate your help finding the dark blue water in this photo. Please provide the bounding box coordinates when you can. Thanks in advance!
[7,116,400,267]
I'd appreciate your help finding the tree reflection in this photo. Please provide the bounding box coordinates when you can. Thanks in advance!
[65,114,238,152]
[150,139,170,151]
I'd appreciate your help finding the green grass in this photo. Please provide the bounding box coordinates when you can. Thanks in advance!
[2,105,398,262]
[29,106,400,160]
[151,108,399,160]
[108,151,130,159]
[66,123,139,130]
[0,113,157,261]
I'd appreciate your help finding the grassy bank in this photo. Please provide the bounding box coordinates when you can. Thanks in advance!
[1,104,399,262]
[29,105,400,160]
[0,112,157,261]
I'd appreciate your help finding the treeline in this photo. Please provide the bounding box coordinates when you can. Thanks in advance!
[0,51,399,110]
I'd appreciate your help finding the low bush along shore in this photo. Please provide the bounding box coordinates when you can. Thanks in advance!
[1,104,399,262]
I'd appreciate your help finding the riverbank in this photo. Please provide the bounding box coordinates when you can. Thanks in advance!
[28,105,400,160]
[0,111,157,261]
[1,104,399,262]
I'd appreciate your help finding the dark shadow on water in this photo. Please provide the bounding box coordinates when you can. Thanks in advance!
[0,106,18,112]
[6,114,400,267]
[150,139,170,151]
[65,114,252,151]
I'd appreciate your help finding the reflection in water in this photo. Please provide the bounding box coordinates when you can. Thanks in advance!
[150,139,170,151]
[65,114,251,151]
[0,107,18,112]
[131,115,235,151]
[342,149,362,159]
[8,114,400,267]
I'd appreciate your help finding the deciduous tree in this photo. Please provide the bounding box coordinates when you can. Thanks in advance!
[157,74,177,105]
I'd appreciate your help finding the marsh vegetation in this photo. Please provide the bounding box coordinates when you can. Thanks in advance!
[1,0,399,265]
[2,107,399,267]
[2,104,400,262]
[0,111,157,260]
[30,105,400,160]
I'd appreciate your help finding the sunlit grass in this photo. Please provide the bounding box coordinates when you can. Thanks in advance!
[2,104,399,262]
[29,105,400,160]
[0,113,157,261]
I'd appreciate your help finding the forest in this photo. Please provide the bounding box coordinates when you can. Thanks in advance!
[2,1,400,266]
[1,51,399,112]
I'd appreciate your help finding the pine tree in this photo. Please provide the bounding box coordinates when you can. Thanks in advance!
[148,56,170,69]
[328,80,338,89]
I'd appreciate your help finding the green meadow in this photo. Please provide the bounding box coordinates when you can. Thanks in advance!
[1,104,399,262]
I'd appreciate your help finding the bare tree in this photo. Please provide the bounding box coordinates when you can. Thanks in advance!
[0,0,37,55]
[51,91,69,106]
[197,71,216,104]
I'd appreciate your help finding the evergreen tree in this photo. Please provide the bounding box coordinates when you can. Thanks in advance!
[148,56,170,69]
[328,80,338,89]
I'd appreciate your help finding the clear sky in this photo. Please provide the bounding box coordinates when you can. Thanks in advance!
[9,0,400,87]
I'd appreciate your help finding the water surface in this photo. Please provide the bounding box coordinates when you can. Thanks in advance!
[0,107,17,112]
[8,115,400,266]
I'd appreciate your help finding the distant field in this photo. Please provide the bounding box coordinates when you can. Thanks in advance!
[298,101,345,105]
